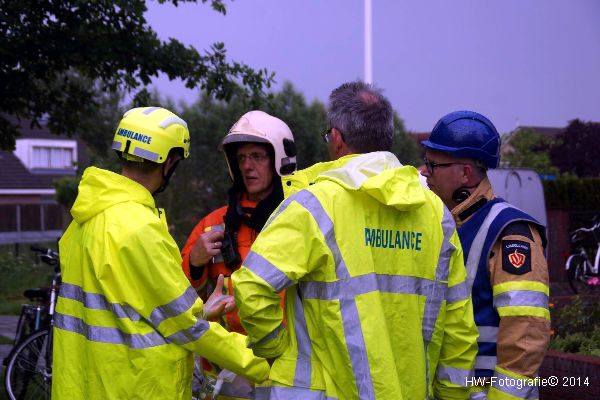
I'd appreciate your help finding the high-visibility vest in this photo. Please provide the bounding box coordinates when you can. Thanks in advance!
[233,152,479,400]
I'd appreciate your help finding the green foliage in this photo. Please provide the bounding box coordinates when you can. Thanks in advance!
[54,176,79,210]
[550,296,600,357]
[0,250,54,315]
[66,81,419,246]
[503,128,560,175]
[550,119,600,177]
[1,0,273,150]
[543,177,600,210]
[391,114,421,166]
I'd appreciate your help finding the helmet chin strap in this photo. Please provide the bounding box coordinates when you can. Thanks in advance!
[152,159,180,196]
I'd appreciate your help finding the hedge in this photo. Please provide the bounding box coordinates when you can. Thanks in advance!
[543,177,600,210]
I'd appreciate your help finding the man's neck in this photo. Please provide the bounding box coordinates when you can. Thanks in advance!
[122,169,158,194]
[451,177,495,228]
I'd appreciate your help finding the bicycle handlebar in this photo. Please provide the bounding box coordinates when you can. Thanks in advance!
[571,222,600,235]
[30,245,47,252]
[30,245,60,262]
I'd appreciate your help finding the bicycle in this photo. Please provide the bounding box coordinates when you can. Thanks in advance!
[565,219,600,294]
[3,246,60,400]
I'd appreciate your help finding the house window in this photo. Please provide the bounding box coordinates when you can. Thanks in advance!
[0,205,18,232]
[32,146,74,169]
[20,204,41,231]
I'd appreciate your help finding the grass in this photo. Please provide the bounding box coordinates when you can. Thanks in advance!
[0,245,55,316]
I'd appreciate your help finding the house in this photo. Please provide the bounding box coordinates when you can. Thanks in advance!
[0,120,85,245]
[499,126,564,160]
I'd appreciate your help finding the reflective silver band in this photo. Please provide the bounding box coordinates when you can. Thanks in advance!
[299,273,445,301]
[475,355,497,370]
[293,291,312,387]
[166,318,210,345]
[251,323,284,348]
[423,206,456,399]
[493,290,549,309]
[340,299,375,399]
[447,280,471,304]
[133,147,159,162]
[159,115,188,129]
[491,370,539,399]
[263,190,350,279]
[477,326,499,343]
[59,282,142,321]
[148,286,198,328]
[295,190,350,279]
[469,390,488,400]
[142,106,161,115]
[54,313,168,348]
[465,203,512,291]
[54,312,209,347]
[255,385,336,400]
[59,283,199,329]
[111,141,122,151]
[245,251,294,293]
[436,365,473,386]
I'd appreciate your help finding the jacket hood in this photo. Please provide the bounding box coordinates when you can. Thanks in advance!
[71,167,155,224]
[285,152,427,211]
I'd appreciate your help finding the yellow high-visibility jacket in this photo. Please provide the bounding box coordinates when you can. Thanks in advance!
[52,167,269,400]
[232,152,478,400]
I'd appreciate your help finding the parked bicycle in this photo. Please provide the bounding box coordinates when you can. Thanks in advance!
[565,219,600,294]
[3,246,60,400]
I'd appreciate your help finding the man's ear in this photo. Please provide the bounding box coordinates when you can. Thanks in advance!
[461,163,474,185]
[164,152,182,173]
[331,128,351,157]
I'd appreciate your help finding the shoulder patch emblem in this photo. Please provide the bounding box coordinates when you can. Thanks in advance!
[502,240,531,275]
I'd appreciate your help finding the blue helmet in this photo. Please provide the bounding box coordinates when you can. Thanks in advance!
[421,110,500,169]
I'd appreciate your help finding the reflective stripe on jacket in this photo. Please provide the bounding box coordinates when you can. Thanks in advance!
[52,167,269,400]
[233,152,478,400]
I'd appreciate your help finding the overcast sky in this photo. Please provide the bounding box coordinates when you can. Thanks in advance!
[146,0,600,135]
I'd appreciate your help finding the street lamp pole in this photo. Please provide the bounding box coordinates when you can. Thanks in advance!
[364,0,373,84]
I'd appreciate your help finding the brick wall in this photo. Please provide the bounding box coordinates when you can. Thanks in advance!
[539,351,600,399]
[546,209,571,282]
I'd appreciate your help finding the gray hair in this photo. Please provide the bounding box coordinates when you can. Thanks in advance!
[327,81,394,153]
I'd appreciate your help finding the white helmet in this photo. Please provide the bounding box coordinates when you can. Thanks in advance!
[221,110,297,179]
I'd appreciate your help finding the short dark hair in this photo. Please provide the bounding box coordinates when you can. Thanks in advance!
[327,81,394,153]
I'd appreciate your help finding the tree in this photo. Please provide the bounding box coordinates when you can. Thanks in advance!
[390,114,421,167]
[503,128,560,176]
[0,0,273,150]
[550,119,600,177]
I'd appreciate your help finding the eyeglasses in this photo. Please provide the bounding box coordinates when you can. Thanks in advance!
[236,152,269,164]
[423,158,466,175]
[321,128,332,143]
[321,128,345,143]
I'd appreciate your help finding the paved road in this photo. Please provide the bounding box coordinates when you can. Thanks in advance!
[0,315,18,373]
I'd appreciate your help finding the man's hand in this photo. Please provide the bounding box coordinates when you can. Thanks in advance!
[190,229,225,266]
[203,274,236,319]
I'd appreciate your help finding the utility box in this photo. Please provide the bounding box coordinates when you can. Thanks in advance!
[488,168,547,227]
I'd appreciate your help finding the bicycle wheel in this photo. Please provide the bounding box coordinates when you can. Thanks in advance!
[566,254,588,294]
[4,329,51,400]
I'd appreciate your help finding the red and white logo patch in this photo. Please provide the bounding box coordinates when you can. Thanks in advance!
[508,249,526,268]
[502,240,532,275]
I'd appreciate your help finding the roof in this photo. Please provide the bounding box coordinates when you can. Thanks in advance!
[5,115,59,140]
[1,117,83,190]
[509,126,565,138]
[410,132,430,143]
[0,151,58,189]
